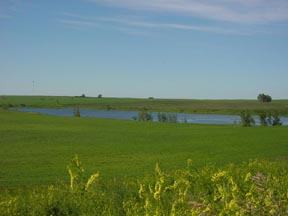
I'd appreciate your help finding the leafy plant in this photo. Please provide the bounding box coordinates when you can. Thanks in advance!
[67,155,99,192]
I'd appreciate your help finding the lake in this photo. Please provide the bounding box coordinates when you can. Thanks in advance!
[11,107,288,125]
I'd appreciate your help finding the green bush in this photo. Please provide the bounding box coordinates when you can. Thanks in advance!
[137,110,153,122]
[258,111,282,126]
[157,112,178,123]
[73,107,81,117]
[240,111,255,127]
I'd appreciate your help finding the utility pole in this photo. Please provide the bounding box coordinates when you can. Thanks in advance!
[32,80,35,94]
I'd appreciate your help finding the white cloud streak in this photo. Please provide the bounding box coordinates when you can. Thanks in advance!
[89,0,288,24]
[98,17,241,34]
[59,13,265,35]
[60,19,100,28]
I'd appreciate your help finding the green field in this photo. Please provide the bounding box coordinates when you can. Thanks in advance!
[2,95,288,115]
[1,109,288,215]
[1,110,287,187]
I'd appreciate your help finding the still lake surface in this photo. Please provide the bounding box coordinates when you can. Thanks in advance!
[12,107,288,125]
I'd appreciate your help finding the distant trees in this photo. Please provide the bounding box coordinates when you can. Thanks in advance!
[157,112,178,123]
[74,94,86,98]
[258,111,282,126]
[257,94,272,102]
[98,94,102,99]
[137,110,153,122]
[240,110,282,127]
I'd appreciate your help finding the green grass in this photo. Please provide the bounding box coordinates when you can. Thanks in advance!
[2,95,288,115]
[1,110,288,187]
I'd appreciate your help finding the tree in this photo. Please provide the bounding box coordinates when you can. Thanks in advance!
[137,110,153,122]
[157,112,177,123]
[258,111,268,126]
[73,107,81,117]
[258,111,282,126]
[240,111,255,127]
[98,94,102,98]
[271,112,282,126]
[257,93,272,102]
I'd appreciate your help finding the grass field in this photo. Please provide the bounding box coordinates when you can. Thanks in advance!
[1,110,287,187]
[1,95,288,115]
[1,109,288,215]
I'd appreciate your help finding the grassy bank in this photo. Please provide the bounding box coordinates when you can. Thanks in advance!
[1,95,288,115]
[1,111,287,187]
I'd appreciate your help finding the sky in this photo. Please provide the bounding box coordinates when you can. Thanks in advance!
[1,0,288,99]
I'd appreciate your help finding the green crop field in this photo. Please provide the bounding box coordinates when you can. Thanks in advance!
[1,110,287,187]
[2,95,288,115]
[1,110,288,215]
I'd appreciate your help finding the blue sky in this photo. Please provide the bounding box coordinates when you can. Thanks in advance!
[1,0,288,99]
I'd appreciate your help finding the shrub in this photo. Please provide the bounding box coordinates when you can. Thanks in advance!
[258,111,268,126]
[258,111,282,126]
[240,111,255,127]
[157,112,178,123]
[73,107,81,117]
[137,110,153,122]
[270,112,282,126]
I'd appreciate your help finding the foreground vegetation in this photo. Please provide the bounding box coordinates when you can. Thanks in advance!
[1,157,287,215]
[1,95,288,115]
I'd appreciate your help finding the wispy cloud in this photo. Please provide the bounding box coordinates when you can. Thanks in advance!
[60,19,100,28]
[59,13,256,35]
[89,0,288,24]
[98,17,244,34]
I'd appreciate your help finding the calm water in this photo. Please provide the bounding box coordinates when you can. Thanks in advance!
[11,107,288,125]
